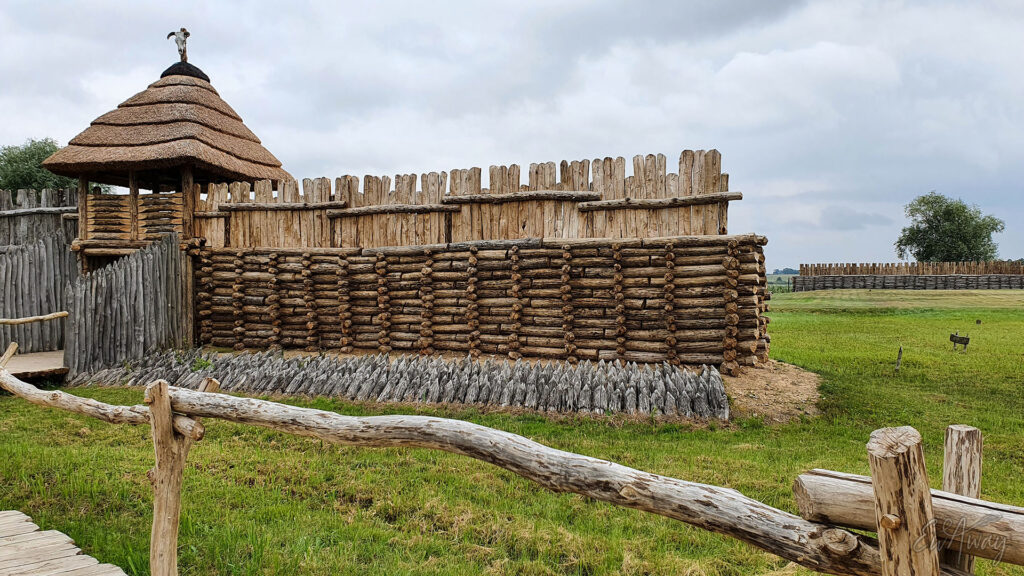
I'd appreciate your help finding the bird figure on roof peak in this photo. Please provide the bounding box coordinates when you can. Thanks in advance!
[167,27,190,62]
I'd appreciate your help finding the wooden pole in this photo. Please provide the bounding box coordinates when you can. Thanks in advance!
[129,170,139,241]
[0,310,69,325]
[77,177,89,241]
[942,425,983,573]
[180,166,194,240]
[867,426,941,576]
[145,380,196,576]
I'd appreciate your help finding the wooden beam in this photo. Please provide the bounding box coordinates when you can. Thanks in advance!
[0,206,77,218]
[326,204,460,218]
[218,201,349,212]
[129,170,140,241]
[77,177,89,241]
[441,190,601,205]
[577,191,743,212]
[942,425,983,573]
[180,166,194,239]
[867,427,941,576]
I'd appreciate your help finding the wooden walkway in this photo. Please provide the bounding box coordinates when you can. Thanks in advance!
[3,351,67,380]
[0,511,126,575]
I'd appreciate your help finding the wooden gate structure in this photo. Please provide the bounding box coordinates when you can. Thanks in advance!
[1,363,1021,576]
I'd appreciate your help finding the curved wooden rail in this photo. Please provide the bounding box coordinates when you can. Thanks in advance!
[0,311,68,325]
[0,364,966,576]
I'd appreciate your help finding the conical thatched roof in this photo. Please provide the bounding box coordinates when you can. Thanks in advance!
[43,62,291,185]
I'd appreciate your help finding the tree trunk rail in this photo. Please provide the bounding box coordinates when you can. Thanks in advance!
[1,359,1016,576]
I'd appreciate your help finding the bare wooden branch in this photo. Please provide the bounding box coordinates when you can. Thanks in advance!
[0,343,17,368]
[0,311,69,326]
[164,385,884,576]
[218,201,349,212]
[794,468,1020,565]
[326,204,461,218]
[441,190,601,205]
[577,192,743,212]
[0,369,203,440]
[942,425,983,573]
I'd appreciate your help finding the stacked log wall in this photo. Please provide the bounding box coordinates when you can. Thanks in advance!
[799,261,1024,276]
[196,235,769,371]
[793,274,1024,291]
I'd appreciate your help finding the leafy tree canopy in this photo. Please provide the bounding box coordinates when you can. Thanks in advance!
[772,267,799,275]
[0,138,77,191]
[895,192,1004,262]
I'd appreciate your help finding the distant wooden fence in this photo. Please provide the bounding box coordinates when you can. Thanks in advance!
[189,149,739,249]
[0,188,77,246]
[65,234,188,376]
[0,230,77,353]
[195,234,769,373]
[800,261,1024,276]
[793,275,1024,292]
[2,368,1022,576]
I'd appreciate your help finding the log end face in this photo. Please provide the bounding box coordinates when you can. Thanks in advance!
[820,528,859,556]
[867,426,922,458]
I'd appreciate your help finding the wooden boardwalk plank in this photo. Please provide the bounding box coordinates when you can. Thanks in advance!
[0,511,127,576]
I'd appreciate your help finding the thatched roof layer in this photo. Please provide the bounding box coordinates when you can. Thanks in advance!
[43,63,290,183]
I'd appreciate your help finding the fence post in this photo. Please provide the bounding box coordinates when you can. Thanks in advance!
[942,425,983,573]
[867,426,941,576]
[145,380,194,576]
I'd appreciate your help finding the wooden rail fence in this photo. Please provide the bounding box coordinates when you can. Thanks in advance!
[800,261,1024,276]
[0,230,77,353]
[64,234,189,377]
[1,366,1020,576]
[189,149,738,249]
[0,188,78,246]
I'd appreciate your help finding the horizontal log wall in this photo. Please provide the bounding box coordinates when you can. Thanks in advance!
[0,188,78,246]
[193,149,737,249]
[65,234,187,377]
[0,230,77,353]
[793,274,1024,291]
[83,191,182,242]
[799,261,1024,276]
[195,235,770,372]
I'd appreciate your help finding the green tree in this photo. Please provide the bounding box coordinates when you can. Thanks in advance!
[0,138,77,191]
[895,192,1005,262]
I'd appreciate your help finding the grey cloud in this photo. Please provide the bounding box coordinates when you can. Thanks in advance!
[0,0,1021,270]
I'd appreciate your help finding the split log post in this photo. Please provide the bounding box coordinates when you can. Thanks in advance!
[866,426,941,576]
[144,377,218,576]
[941,425,983,573]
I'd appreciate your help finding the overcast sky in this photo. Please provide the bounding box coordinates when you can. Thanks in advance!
[2,1,1021,268]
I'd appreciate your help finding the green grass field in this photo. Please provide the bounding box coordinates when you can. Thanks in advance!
[2,290,1023,575]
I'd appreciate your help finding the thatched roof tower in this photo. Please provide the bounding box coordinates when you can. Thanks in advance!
[43,61,290,187]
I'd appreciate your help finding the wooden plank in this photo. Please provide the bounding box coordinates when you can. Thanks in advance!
[578,192,743,212]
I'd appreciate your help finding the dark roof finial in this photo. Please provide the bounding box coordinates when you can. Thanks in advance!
[167,27,190,62]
